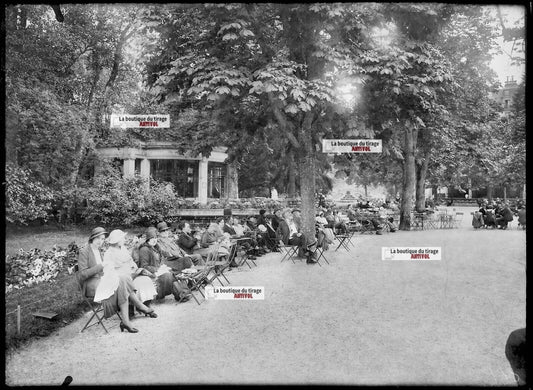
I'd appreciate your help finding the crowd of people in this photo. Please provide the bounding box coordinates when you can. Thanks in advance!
[472,199,525,230]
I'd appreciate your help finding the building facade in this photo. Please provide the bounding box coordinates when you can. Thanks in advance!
[96,142,237,204]
[492,76,520,114]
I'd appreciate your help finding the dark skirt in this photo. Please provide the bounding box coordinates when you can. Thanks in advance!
[155,272,175,299]
[101,274,135,319]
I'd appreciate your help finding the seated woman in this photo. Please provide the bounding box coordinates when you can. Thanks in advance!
[103,229,158,313]
[79,228,156,334]
[200,220,230,256]
[138,228,192,303]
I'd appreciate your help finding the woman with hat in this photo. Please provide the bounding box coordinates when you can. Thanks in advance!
[82,228,155,333]
[138,228,192,302]
[103,229,158,313]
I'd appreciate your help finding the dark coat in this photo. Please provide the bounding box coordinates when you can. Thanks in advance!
[501,206,514,222]
[223,223,236,236]
[178,232,198,254]
[77,244,103,298]
[276,220,291,245]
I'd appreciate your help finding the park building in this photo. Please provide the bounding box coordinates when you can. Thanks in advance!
[96,142,238,205]
[491,76,520,115]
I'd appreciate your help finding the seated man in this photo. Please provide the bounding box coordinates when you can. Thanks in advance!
[276,209,317,264]
[176,221,199,254]
[496,203,514,230]
[156,222,204,267]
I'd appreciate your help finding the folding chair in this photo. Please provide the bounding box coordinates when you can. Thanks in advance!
[424,213,439,229]
[233,238,256,269]
[450,212,464,228]
[178,244,220,303]
[334,231,352,252]
[278,240,299,263]
[411,212,425,230]
[74,264,109,333]
[310,242,329,266]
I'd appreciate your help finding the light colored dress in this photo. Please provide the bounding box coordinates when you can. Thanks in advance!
[102,245,157,304]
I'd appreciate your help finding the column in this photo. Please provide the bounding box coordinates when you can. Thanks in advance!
[140,159,150,178]
[198,158,208,205]
[140,159,150,190]
[123,159,135,177]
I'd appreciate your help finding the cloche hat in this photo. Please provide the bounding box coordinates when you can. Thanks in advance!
[107,229,127,244]
[89,227,107,241]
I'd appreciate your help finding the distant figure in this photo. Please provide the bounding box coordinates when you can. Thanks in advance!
[505,328,526,386]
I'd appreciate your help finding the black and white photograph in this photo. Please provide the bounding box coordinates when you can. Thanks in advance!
[4,3,527,386]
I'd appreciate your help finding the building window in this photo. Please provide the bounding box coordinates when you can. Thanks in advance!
[208,162,226,198]
[150,159,198,197]
[134,159,142,174]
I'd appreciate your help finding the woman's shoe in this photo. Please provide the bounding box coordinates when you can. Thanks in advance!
[119,322,139,333]
[138,308,158,318]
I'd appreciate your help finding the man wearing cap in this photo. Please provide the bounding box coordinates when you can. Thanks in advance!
[156,222,204,267]
[272,208,283,231]
[277,209,318,264]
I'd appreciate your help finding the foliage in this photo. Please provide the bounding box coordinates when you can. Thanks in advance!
[81,166,181,226]
[5,163,55,225]
[5,243,79,293]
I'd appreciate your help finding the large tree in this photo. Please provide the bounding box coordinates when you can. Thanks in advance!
[142,3,385,238]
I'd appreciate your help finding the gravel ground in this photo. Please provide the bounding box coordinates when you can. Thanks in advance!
[5,207,526,385]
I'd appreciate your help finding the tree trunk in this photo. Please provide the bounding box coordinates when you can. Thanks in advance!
[487,184,493,201]
[226,161,239,199]
[297,113,316,240]
[503,186,507,201]
[415,156,429,212]
[399,126,417,230]
[364,184,368,198]
[287,150,296,198]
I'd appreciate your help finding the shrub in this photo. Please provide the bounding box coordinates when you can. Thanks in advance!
[5,163,55,225]
[81,164,180,226]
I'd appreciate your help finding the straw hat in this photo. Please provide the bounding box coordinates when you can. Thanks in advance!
[89,227,107,241]
[107,229,127,244]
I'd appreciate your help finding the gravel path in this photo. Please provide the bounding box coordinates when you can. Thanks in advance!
[5,208,526,385]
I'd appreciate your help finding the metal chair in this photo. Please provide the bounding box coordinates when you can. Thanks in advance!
[74,264,110,333]
[450,212,464,228]
[278,240,300,263]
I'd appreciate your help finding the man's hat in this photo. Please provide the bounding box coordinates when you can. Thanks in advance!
[89,227,107,241]
[157,221,170,232]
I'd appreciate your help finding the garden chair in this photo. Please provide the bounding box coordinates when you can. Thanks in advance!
[450,212,464,228]
[177,244,220,303]
[74,264,122,333]
[233,237,257,269]
[334,230,353,252]
[278,240,299,263]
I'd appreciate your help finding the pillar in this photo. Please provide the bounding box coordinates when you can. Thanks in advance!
[140,158,150,179]
[198,158,208,205]
[123,159,135,177]
[140,159,150,191]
